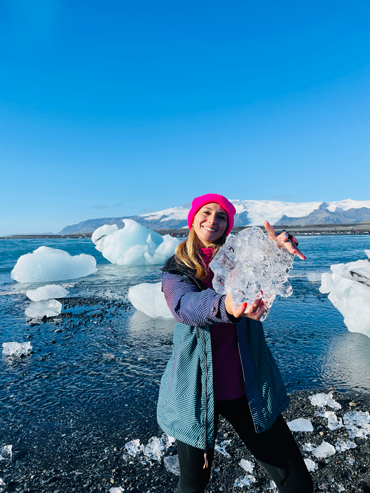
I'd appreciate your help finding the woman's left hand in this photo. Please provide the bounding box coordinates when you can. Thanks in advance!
[264,221,306,260]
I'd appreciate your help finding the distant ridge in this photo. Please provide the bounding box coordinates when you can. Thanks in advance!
[59,199,370,234]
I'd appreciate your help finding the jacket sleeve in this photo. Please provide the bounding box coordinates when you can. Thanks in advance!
[162,271,235,326]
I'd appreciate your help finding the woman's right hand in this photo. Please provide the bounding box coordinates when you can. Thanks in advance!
[225,293,265,321]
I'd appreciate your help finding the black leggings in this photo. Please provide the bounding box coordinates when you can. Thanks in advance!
[177,396,313,493]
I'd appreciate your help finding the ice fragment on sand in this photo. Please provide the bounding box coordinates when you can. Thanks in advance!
[128,282,173,319]
[26,284,69,301]
[215,439,231,457]
[319,253,370,338]
[234,474,256,488]
[343,411,370,438]
[268,481,278,492]
[321,411,343,430]
[303,443,315,452]
[92,219,181,266]
[2,342,32,357]
[210,226,294,320]
[312,441,336,458]
[0,445,12,461]
[25,299,62,319]
[239,459,254,473]
[124,439,144,457]
[109,488,124,493]
[144,437,166,461]
[0,477,4,486]
[11,246,97,283]
[346,457,355,465]
[163,455,180,475]
[335,439,357,452]
[287,418,314,432]
[304,458,318,472]
[309,392,341,410]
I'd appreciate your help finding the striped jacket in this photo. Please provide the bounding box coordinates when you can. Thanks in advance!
[157,255,289,451]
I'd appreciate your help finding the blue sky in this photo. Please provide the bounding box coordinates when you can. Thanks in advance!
[1,0,369,234]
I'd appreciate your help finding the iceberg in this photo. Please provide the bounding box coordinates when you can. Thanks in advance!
[2,342,32,357]
[25,300,62,319]
[26,285,69,301]
[11,247,97,283]
[320,252,370,337]
[287,418,313,432]
[92,219,181,266]
[210,227,294,320]
[128,282,173,319]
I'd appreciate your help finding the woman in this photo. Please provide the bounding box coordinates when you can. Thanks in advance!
[157,193,313,493]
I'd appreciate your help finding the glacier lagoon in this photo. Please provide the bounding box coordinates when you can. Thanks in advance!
[1,234,370,488]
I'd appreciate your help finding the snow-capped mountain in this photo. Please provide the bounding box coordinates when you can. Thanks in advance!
[59,199,370,234]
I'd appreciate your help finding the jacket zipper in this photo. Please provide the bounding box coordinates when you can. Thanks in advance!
[202,328,209,468]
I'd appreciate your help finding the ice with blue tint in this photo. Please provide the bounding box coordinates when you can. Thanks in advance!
[26,284,69,301]
[128,282,173,319]
[3,342,32,357]
[320,251,370,338]
[25,299,62,319]
[11,246,97,283]
[287,418,313,432]
[92,219,181,266]
[210,227,294,320]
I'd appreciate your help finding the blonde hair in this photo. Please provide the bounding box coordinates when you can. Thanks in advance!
[175,227,226,280]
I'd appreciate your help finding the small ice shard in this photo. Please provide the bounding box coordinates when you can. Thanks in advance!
[309,393,341,410]
[343,411,370,438]
[303,443,315,452]
[312,441,336,458]
[0,477,5,486]
[234,474,256,487]
[109,488,124,493]
[304,458,318,472]
[322,411,343,431]
[0,445,12,461]
[210,226,294,321]
[124,439,144,457]
[215,439,231,457]
[287,418,314,432]
[25,299,62,319]
[161,434,176,449]
[92,219,181,266]
[239,459,254,473]
[11,246,97,283]
[26,284,69,301]
[346,457,355,465]
[306,272,323,283]
[319,253,370,338]
[335,439,357,452]
[128,282,173,319]
[163,455,180,475]
[144,437,166,461]
[268,481,278,492]
[2,342,32,357]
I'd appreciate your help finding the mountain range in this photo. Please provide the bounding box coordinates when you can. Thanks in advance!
[60,199,370,234]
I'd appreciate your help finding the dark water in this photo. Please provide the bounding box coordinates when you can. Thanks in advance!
[1,235,370,463]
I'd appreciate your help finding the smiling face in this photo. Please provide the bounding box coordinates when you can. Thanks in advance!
[192,203,228,247]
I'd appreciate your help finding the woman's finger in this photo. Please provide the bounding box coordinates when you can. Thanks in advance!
[264,221,277,241]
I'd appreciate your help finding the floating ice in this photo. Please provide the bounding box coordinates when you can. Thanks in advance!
[210,227,294,320]
[163,455,180,475]
[234,474,256,488]
[215,439,231,457]
[312,441,336,458]
[124,439,144,457]
[144,437,166,461]
[25,300,62,319]
[304,458,318,472]
[2,342,32,357]
[309,393,341,410]
[92,224,118,245]
[343,411,370,438]
[335,439,357,452]
[92,219,181,266]
[11,246,97,283]
[306,272,323,283]
[320,253,370,338]
[128,282,173,319]
[239,459,254,473]
[26,284,69,301]
[0,445,12,461]
[287,418,314,432]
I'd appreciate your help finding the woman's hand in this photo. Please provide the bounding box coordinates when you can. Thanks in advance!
[225,293,265,321]
[264,221,306,260]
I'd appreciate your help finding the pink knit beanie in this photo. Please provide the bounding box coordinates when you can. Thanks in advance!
[187,193,236,237]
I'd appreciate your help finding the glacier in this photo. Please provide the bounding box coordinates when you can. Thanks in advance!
[320,251,370,338]
[92,219,181,266]
[11,246,97,283]
[128,282,173,319]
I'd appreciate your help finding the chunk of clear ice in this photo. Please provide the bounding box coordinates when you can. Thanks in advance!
[210,227,294,320]
[2,342,32,357]
[0,445,12,461]
[163,455,180,475]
